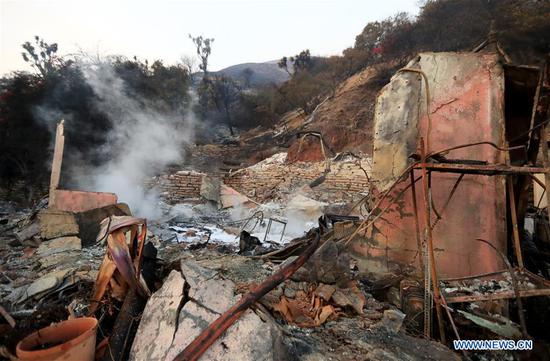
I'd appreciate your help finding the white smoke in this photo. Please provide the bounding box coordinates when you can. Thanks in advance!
[74,63,195,219]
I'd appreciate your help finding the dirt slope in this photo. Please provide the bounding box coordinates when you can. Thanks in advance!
[185,63,396,171]
[286,63,396,162]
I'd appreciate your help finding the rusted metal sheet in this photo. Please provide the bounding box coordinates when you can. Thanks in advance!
[364,52,508,278]
[51,189,118,212]
[415,163,548,175]
[89,216,149,314]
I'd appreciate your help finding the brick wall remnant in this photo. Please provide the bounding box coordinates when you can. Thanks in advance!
[224,153,372,203]
[149,170,205,204]
[150,153,372,205]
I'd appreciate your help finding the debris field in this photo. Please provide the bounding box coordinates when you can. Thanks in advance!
[2,37,550,361]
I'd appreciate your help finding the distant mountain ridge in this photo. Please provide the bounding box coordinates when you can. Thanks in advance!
[214,60,290,86]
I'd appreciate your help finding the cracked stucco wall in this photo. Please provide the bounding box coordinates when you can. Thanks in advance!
[372,57,422,191]
[363,52,507,278]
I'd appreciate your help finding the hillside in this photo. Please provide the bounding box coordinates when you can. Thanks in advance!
[184,62,391,170]
[285,63,393,161]
[215,60,290,86]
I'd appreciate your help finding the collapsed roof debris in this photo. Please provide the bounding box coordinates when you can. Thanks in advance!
[2,36,550,361]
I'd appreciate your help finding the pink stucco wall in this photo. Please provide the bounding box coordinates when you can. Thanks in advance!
[52,189,118,213]
[362,52,507,278]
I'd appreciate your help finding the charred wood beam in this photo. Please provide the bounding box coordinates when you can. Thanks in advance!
[48,120,65,207]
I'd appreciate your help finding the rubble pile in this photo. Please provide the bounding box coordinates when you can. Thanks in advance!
[0,202,103,308]
[0,201,105,356]
[0,197,462,361]
[129,249,460,361]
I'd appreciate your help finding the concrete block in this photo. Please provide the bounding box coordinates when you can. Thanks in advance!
[38,209,79,239]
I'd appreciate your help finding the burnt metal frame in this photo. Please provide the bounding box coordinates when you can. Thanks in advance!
[413,163,549,175]
[443,267,550,304]
[263,217,287,244]
[414,59,550,308]
[409,142,550,341]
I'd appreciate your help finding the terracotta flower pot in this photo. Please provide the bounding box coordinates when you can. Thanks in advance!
[16,317,98,361]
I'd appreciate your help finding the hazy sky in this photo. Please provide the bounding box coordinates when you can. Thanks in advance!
[0,0,420,75]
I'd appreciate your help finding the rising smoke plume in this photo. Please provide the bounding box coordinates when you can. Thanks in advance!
[34,62,196,219]
[75,63,195,219]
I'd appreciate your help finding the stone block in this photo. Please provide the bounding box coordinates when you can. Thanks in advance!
[38,209,79,239]
[36,236,81,257]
